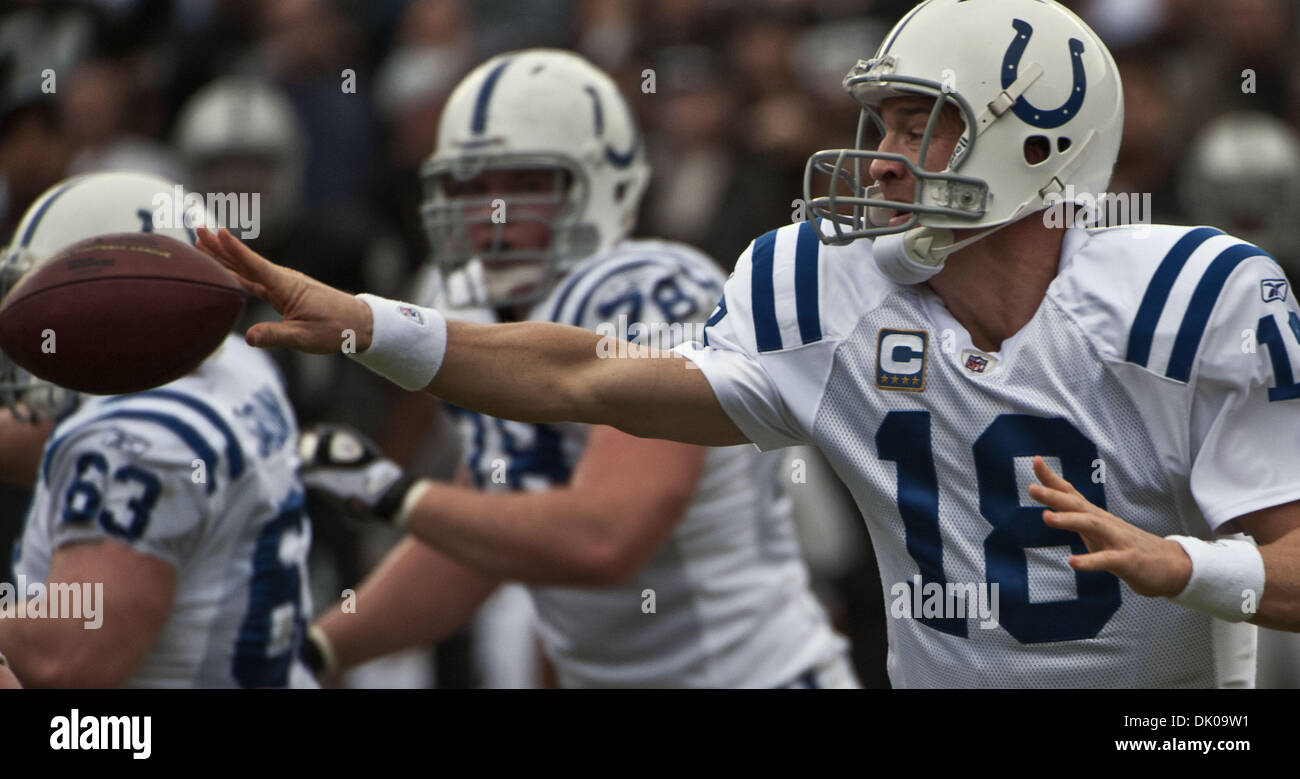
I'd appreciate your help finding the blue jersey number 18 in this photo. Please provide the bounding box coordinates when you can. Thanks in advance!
[877,412,1122,643]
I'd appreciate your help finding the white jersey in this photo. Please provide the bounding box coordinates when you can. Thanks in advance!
[14,336,316,688]
[676,220,1300,688]
[429,239,851,688]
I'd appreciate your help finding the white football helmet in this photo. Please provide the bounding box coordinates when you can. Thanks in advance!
[0,170,207,421]
[805,0,1123,258]
[174,76,306,238]
[1180,112,1300,273]
[420,49,651,308]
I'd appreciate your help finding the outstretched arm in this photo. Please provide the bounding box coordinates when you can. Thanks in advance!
[197,228,746,446]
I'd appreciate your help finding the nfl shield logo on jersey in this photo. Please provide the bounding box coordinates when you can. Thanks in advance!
[876,329,927,391]
[960,349,998,375]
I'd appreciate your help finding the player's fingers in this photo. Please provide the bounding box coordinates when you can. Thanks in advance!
[245,320,333,355]
[1068,549,1128,573]
[1032,455,1078,495]
[1043,510,1117,542]
[197,227,261,291]
[196,226,235,267]
[217,264,270,300]
[214,228,285,289]
[1029,482,1089,512]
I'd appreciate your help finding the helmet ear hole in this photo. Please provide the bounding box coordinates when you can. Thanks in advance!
[1024,136,1050,166]
[1057,137,1072,153]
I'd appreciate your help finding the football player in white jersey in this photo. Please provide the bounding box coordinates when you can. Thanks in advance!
[0,171,316,688]
[293,49,855,688]
[199,0,1300,688]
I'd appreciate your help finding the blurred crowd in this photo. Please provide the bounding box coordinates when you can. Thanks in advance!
[3,0,1300,686]
[5,0,1300,282]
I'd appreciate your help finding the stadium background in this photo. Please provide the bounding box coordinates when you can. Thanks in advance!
[2,0,1297,687]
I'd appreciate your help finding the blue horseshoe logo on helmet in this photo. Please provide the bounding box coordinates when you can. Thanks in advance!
[1001,18,1086,129]
[584,85,639,168]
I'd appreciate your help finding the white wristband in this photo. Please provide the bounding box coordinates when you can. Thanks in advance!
[392,478,433,530]
[350,294,447,391]
[1165,535,1265,622]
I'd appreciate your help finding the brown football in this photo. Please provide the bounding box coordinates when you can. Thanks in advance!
[0,232,244,395]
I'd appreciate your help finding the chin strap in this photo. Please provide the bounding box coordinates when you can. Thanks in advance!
[872,219,1018,285]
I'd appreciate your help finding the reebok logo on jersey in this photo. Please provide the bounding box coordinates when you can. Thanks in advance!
[1262,279,1288,303]
[876,329,927,391]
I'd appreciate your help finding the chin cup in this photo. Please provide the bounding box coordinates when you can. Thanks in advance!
[872,226,954,285]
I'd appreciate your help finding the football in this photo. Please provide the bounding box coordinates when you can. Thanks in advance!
[0,232,244,395]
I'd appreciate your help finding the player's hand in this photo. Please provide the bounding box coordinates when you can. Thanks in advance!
[196,227,373,354]
[297,424,418,523]
[1029,456,1193,598]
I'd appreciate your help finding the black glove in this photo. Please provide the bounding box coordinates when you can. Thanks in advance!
[298,424,420,522]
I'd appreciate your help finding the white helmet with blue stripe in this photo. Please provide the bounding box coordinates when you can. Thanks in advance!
[0,170,207,421]
[805,0,1123,252]
[420,48,651,308]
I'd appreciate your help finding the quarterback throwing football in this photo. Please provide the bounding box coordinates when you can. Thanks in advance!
[199,0,1300,687]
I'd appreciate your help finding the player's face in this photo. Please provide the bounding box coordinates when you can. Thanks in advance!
[869,96,965,227]
[445,168,570,254]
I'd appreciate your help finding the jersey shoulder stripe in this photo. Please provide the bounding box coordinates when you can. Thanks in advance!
[568,257,683,327]
[1123,226,1276,382]
[1126,227,1223,367]
[547,241,723,328]
[701,295,727,347]
[1165,242,1275,382]
[43,409,221,494]
[750,220,823,353]
[101,390,246,479]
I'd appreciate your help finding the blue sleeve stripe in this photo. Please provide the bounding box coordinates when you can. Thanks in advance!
[1126,227,1223,367]
[751,229,782,353]
[471,59,513,134]
[547,261,592,323]
[43,410,220,494]
[1165,243,1271,382]
[18,179,78,248]
[702,294,727,347]
[794,220,822,345]
[102,390,245,479]
[568,257,682,327]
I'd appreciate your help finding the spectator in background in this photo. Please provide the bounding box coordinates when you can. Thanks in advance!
[62,58,182,180]
[373,0,473,271]
[574,0,637,72]
[253,0,375,212]
[1178,112,1300,285]
[0,100,67,240]
[639,45,751,266]
[1105,50,1184,224]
